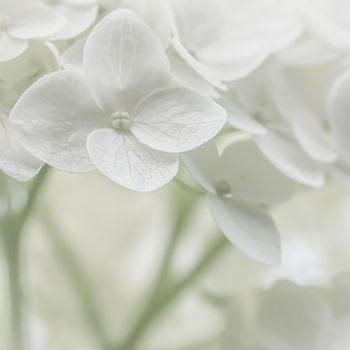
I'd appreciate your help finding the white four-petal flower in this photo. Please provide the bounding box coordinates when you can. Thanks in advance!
[10,9,226,191]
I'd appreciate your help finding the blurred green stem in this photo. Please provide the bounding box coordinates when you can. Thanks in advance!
[154,194,197,294]
[1,166,49,350]
[2,228,22,350]
[117,235,228,350]
[42,214,111,349]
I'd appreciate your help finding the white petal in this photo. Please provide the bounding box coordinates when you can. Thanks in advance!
[222,140,297,204]
[255,129,324,187]
[329,161,350,191]
[171,38,226,90]
[168,48,219,99]
[292,119,337,164]
[181,141,221,193]
[0,111,43,181]
[169,0,224,53]
[87,129,179,191]
[217,91,267,135]
[271,72,337,163]
[10,70,106,173]
[83,9,170,111]
[61,38,85,70]
[208,194,281,265]
[130,87,226,153]
[9,4,65,39]
[328,70,350,165]
[197,42,270,82]
[300,0,350,49]
[0,30,28,62]
[277,33,337,66]
[258,281,331,350]
[47,3,98,40]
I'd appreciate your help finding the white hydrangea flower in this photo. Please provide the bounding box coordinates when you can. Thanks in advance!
[257,281,331,350]
[224,58,341,188]
[182,139,297,264]
[168,0,303,88]
[10,9,226,191]
[215,273,350,350]
[44,0,99,40]
[0,42,59,180]
[0,0,64,62]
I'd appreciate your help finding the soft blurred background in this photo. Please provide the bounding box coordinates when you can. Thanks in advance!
[1,169,350,350]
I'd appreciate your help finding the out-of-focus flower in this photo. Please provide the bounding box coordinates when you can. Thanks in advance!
[183,138,297,264]
[0,0,64,62]
[257,281,331,350]
[222,56,344,188]
[220,275,350,350]
[10,9,226,191]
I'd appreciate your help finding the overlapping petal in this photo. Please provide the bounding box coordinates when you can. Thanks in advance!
[130,87,226,153]
[9,3,65,39]
[221,141,297,204]
[270,72,337,163]
[181,141,221,193]
[86,129,179,191]
[10,70,107,173]
[256,128,324,187]
[0,110,43,181]
[121,0,173,47]
[47,2,98,40]
[208,194,281,265]
[0,30,28,62]
[217,91,267,135]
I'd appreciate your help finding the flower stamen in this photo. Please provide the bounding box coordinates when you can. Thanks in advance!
[111,111,131,131]
[214,179,231,196]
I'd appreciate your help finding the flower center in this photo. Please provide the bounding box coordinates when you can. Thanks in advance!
[214,179,231,196]
[110,111,131,131]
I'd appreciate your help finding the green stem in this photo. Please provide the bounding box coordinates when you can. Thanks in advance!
[42,214,111,349]
[2,231,22,350]
[117,235,228,350]
[153,196,197,294]
[1,165,50,350]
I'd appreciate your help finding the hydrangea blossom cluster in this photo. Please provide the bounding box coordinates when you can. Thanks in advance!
[2,0,350,265]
